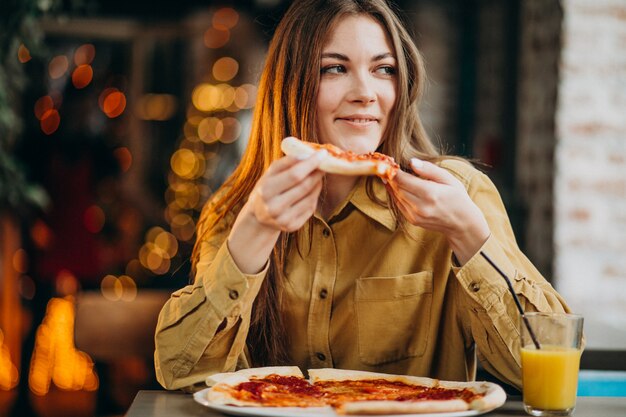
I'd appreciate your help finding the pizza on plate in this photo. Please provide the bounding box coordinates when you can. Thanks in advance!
[281,137,399,182]
[205,366,506,415]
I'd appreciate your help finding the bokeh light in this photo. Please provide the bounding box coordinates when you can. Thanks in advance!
[219,117,242,143]
[40,109,60,135]
[212,7,239,30]
[135,94,178,121]
[100,90,127,118]
[19,275,36,300]
[48,55,69,79]
[12,248,28,274]
[34,96,54,120]
[197,117,223,143]
[71,64,93,89]
[213,57,239,82]
[113,147,133,172]
[83,205,105,233]
[18,44,31,63]
[74,44,95,65]
[203,27,230,49]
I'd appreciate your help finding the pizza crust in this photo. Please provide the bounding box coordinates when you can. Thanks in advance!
[308,368,437,388]
[280,137,390,177]
[435,379,507,411]
[338,399,469,415]
[205,366,304,387]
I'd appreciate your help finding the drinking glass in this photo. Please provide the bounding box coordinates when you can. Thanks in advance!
[520,312,584,416]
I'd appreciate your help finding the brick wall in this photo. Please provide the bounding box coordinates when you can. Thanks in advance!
[554,0,626,348]
[516,0,562,276]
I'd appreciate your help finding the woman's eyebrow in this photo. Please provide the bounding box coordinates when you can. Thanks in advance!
[321,52,395,62]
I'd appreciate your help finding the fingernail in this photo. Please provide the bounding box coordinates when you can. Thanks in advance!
[411,158,423,170]
[381,178,387,184]
[295,153,312,160]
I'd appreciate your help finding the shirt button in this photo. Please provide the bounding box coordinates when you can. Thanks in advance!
[316,352,326,361]
[229,289,239,300]
[322,228,330,237]
[469,282,480,292]
[319,288,328,299]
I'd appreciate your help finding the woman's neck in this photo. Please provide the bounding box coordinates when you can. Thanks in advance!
[319,174,359,219]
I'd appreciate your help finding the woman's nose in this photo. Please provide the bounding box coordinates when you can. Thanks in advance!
[349,72,376,103]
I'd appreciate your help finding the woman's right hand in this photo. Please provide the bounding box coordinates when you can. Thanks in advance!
[245,152,326,232]
[227,151,326,273]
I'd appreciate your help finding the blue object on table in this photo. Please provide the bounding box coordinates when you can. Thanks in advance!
[578,370,626,396]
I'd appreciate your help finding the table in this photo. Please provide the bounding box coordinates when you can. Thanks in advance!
[125,390,626,417]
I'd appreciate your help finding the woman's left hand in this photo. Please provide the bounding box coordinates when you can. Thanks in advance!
[385,158,490,265]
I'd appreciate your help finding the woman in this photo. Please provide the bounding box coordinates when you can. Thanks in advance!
[154,0,570,392]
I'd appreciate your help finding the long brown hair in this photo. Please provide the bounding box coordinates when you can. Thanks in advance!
[192,0,441,366]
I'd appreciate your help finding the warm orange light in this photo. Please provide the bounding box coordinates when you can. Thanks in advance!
[197,117,223,143]
[34,96,54,120]
[235,83,257,109]
[12,248,28,273]
[74,44,95,65]
[212,7,239,30]
[72,64,93,89]
[84,205,105,233]
[0,329,19,390]
[170,213,195,242]
[55,270,79,296]
[118,275,137,301]
[135,94,177,121]
[203,27,230,49]
[102,91,126,118]
[101,275,120,301]
[30,220,53,249]
[48,55,69,79]
[192,83,221,112]
[219,117,242,143]
[40,109,60,135]
[19,275,36,300]
[113,147,132,172]
[18,44,31,63]
[213,57,239,82]
[29,297,99,395]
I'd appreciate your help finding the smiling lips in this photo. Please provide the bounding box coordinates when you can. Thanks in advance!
[337,115,379,126]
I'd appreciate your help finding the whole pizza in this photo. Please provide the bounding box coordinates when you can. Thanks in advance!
[204,366,506,415]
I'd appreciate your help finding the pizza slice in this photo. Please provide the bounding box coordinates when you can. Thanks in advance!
[309,368,506,415]
[281,136,399,182]
[206,366,326,407]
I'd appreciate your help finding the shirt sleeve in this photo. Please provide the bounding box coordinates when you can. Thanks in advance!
[449,168,572,390]
[154,219,267,391]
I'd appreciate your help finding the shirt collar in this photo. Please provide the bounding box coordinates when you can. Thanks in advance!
[347,177,397,232]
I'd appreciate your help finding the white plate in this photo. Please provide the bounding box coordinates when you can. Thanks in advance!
[193,388,495,417]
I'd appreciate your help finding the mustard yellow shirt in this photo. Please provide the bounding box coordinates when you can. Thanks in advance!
[154,159,570,392]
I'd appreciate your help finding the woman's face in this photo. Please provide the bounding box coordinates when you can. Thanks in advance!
[316,14,397,154]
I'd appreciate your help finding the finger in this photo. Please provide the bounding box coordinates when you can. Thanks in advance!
[275,181,323,231]
[270,170,324,214]
[393,170,432,199]
[266,150,327,196]
[408,158,458,185]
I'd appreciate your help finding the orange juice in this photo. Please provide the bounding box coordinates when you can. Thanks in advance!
[521,345,581,410]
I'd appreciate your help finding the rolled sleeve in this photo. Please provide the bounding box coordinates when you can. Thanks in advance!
[155,240,267,391]
[446,164,571,389]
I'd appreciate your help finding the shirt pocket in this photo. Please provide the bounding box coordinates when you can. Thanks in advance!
[355,271,433,365]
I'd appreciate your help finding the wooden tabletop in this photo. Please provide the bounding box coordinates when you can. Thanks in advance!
[125,390,626,417]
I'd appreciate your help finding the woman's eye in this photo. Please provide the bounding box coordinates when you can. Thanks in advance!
[376,66,396,76]
[321,65,346,75]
